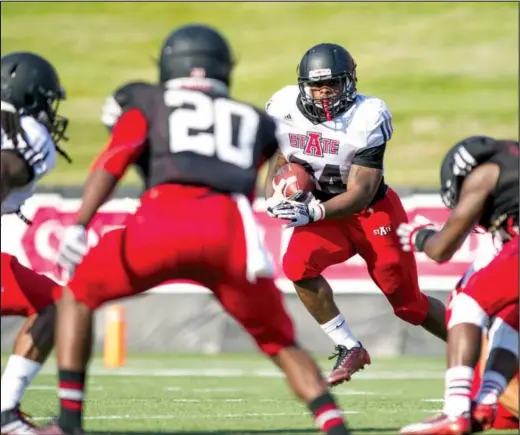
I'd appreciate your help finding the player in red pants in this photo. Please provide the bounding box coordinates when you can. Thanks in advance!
[1,253,62,434]
[398,136,519,435]
[448,273,519,432]
[35,25,353,435]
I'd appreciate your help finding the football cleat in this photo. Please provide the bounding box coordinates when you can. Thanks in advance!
[1,407,36,435]
[471,402,496,433]
[399,413,471,435]
[326,343,371,386]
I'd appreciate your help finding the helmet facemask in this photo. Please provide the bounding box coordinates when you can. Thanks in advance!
[31,86,69,144]
[298,70,357,123]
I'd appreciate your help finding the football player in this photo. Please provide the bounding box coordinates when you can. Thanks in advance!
[265,43,447,386]
[397,136,518,434]
[1,52,70,434]
[35,25,353,435]
[449,240,518,432]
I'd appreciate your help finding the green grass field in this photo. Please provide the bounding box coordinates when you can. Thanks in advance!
[1,2,518,188]
[1,353,516,434]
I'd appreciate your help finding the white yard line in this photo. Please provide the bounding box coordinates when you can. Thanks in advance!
[31,410,360,422]
[421,398,444,402]
[37,367,444,379]
[28,385,104,391]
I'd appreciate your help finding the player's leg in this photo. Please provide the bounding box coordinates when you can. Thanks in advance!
[444,238,518,418]
[212,275,351,434]
[472,303,519,430]
[352,188,447,341]
[401,237,519,435]
[45,187,251,434]
[282,222,370,385]
[1,253,61,433]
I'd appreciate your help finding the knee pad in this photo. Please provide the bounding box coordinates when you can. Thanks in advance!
[448,293,488,328]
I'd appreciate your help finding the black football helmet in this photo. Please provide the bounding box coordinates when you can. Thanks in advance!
[1,51,68,144]
[440,135,499,209]
[158,24,234,86]
[297,43,357,123]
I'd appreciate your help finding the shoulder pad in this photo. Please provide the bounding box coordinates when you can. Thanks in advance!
[265,85,298,119]
[101,81,156,129]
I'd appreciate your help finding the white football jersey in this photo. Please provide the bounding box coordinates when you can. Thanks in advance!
[266,85,393,194]
[1,115,57,215]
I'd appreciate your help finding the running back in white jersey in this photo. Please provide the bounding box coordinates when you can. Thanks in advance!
[266,85,393,196]
[1,115,57,215]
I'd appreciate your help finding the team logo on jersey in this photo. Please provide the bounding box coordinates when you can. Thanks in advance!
[288,132,339,157]
[373,225,392,236]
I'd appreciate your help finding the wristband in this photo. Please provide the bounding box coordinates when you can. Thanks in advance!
[414,228,437,252]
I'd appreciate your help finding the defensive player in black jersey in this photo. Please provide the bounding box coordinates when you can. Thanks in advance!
[35,25,353,435]
[397,136,519,435]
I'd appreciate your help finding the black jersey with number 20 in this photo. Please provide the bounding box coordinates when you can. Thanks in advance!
[107,82,280,197]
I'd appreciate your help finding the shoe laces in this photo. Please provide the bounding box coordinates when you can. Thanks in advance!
[328,345,352,370]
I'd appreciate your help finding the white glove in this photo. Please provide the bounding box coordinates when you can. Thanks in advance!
[57,225,89,280]
[396,215,438,252]
[271,194,325,228]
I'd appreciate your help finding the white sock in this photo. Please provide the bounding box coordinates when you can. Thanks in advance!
[1,355,42,411]
[320,314,360,350]
[443,366,474,418]
[475,370,508,406]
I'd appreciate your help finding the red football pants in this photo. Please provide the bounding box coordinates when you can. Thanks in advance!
[1,252,61,317]
[283,187,428,325]
[68,185,295,356]
[463,235,519,320]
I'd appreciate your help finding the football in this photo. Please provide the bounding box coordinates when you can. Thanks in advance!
[274,163,316,197]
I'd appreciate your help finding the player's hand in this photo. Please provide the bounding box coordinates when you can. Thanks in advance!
[57,225,89,279]
[266,178,287,217]
[396,215,438,252]
[271,197,325,228]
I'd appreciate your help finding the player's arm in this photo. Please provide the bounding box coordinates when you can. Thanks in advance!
[422,163,499,262]
[0,150,32,203]
[264,149,288,198]
[322,144,385,219]
[74,108,148,227]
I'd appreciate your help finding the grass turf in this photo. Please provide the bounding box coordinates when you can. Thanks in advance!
[1,353,516,434]
[1,2,518,188]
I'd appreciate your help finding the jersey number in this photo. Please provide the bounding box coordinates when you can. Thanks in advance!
[164,90,260,169]
[289,156,344,193]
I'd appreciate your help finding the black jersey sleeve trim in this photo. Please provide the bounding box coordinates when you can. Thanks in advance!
[352,143,386,169]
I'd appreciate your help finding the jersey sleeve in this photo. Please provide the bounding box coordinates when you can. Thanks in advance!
[351,98,393,168]
[364,99,393,149]
[5,116,58,182]
[91,109,148,179]
[265,86,297,120]
[100,81,155,130]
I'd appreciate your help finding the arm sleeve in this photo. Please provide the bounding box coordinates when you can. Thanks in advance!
[352,143,386,169]
[90,108,148,179]
[365,103,393,149]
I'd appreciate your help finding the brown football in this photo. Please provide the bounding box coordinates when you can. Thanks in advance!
[273,163,316,197]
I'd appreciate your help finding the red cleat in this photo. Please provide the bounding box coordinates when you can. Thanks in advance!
[399,413,472,435]
[471,403,496,433]
[326,344,371,386]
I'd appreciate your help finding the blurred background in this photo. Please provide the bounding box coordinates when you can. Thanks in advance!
[2,2,518,188]
[1,3,518,433]
[1,1,518,358]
